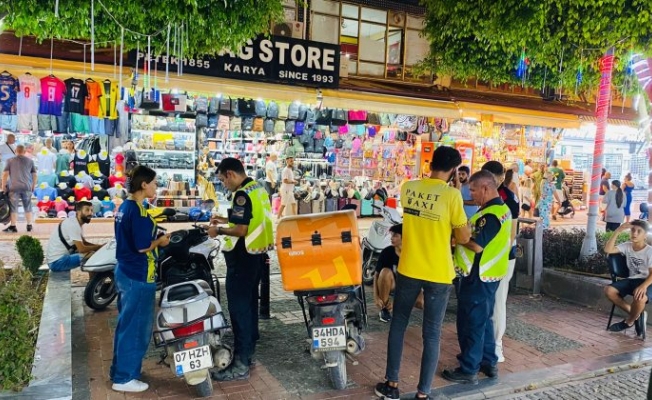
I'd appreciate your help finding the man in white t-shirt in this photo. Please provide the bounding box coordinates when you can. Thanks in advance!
[604,219,652,336]
[0,133,16,172]
[264,153,278,199]
[36,138,57,175]
[277,156,297,217]
[46,201,102,272]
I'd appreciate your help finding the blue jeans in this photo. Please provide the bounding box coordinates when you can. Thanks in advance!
[224,249,264,365]
[385,273,452,395]
[110,265,156,384]
[456,273,500,374]
[48,254,81,272]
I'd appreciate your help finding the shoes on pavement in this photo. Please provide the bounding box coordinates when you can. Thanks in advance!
[442,368,478,385]
[609,320,634,332]
[211,360,250,381]
[379,307,392,323]
[497,355,505,363]
[3,225,17,233]
[479,364,499,378]
[112,379,149,392]
[374,381,399,400]
[26,224,32,232]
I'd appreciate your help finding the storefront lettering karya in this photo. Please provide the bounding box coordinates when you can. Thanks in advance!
[130,35,340,88]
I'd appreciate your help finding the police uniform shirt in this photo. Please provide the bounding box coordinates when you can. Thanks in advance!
[498,184,519,260]
[227,177,254,252]
[469,197,504,279]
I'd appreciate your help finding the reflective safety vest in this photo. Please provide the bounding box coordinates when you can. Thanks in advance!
[454,203,512,282]
[222,180,275,254]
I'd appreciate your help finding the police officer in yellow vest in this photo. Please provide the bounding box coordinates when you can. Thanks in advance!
[443,170,512,385]
[207,158,274,381]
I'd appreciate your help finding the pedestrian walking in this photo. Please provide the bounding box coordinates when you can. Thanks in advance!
[277,156,297,217]
[1,144,37,233]
[603,180,625,232]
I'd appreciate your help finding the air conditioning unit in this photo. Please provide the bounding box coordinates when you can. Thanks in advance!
[273,21,304,39]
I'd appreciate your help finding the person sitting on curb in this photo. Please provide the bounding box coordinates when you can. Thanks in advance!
[46,200,103,271]
[373,224,424,323]
[604,220,652,336]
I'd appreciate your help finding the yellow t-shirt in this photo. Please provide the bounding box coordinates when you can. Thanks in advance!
[398,178,468,284]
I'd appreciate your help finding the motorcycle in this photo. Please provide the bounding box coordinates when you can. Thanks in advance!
[276,210,367,390]
[152,227,231,397]
[81,206,178,310]
[361,205,402,285]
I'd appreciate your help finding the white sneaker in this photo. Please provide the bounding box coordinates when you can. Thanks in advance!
[497,356,506,363]
[112,379,149,392]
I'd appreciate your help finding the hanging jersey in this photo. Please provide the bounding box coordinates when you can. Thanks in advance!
[57,186,74,199]
[74,186,92,201]
[34,186,57,201]
[40,76,66,116]
[56,152,71,175]
[73,152,90,175]
[54,200,68,213]
[92,188,109,200]
[85,81,103,117]
[0,73,20,115]
[92,174,109,189]
[64,78,88,114]
[96,155,111,177]
[109,174,126,188]
[17,74,40,115]
[58,174,77,189]
[101,81,119,119]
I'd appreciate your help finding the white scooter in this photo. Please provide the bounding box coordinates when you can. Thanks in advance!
[361,205,403,285]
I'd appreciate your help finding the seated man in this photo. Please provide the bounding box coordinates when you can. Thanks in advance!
[46,200,103,271]
[373,224,423,323]
[604,220,652,335]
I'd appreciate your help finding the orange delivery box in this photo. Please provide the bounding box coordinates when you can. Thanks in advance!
[275,210,362,291]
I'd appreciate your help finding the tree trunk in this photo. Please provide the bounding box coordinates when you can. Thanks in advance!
[580,48,615,258]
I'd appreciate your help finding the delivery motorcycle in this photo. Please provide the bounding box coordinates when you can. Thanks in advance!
[277,210,368,390]
[361,205,402,285]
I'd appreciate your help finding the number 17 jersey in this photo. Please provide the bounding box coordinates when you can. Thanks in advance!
[39,76,66,116]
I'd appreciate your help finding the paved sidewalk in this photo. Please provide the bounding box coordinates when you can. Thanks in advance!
[78,274,652,400]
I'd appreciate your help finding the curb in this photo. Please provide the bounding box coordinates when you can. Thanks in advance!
[405,348,652,399]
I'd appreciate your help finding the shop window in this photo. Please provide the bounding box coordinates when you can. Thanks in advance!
[361,7,387,23]
[359,22,386,63]
[358,62,385,77]
[312,15,340,44]
[386,28,403,79]
[312,0,339,15]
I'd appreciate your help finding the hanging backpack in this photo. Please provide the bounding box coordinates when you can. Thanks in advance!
[255,100,267,117]
[264,118,275,133]
[253,117,264,132]
[267,100,279,119]
[288,102,300,120]
[219,97,232,115]
[331,109,347,126]
[297,104,308,121]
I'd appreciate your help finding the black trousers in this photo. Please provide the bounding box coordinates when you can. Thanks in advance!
[223,248,264,365]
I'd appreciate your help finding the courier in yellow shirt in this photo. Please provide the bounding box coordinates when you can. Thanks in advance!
[375,145,471,400]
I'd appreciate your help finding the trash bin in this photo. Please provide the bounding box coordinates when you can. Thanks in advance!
[513,218,543,295]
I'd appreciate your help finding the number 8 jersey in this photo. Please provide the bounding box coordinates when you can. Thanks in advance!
[39,76,66,116]
[17,74,40,115]
[0,72,20,115]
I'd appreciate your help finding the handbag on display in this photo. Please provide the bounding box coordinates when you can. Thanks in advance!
[219,97,233,115]
[238,98,256,116]
[315,108,332,125]
[288,102,300,120]
[395,114,418,132]
[274,120,286,133]
[331,109,347,126]
[253,117,264,132]
[255,99,267,117]
[196,114,208,128]
[347,110,368,124]
[194,96,208,113]
[305,108,316,125]
[367,113,381,125]
[267,100,279,119]
[278,102,289,119]
[338,124,349,135]
[294,121,305,135]
[230,117,242,131]
[209,97,220,114]
[285,120,296,133]
[242,117,254,131]
[396,131,408,141]
[162,93,188,112]
[217,115,230,131]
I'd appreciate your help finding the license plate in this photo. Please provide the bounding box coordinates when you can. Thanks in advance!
[173,345,213,375]
[312,325,347,352]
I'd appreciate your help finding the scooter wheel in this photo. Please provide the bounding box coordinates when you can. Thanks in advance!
[84,271,118,310]
[362,255,377,286]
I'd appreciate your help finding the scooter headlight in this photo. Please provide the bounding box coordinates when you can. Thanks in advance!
[373,223,389,238]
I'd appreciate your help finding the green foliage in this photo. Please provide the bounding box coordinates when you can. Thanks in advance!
[0,269,46,391]
[421,0,652,93]
[15,236,44,276]
[522,227,630,275]
[0,0,286,55]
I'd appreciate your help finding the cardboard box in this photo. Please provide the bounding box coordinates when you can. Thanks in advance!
[276,210,362,291]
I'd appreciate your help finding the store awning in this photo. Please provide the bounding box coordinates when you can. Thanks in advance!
[577,115,640,128]
[456,101,582,129]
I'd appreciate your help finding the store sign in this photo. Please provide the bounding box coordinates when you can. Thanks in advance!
[129,35,340,88]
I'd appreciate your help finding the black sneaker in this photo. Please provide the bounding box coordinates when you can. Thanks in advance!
[2,225,17,233]
[609,320,634,332]
[479,364,498,378]
[374,381,399,400]
[442,368,478,385]
[211,360,250,381]
[379,308,392,323]
[26,224,32,232]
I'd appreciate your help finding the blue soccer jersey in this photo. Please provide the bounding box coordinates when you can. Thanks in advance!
[0,73,20,115]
